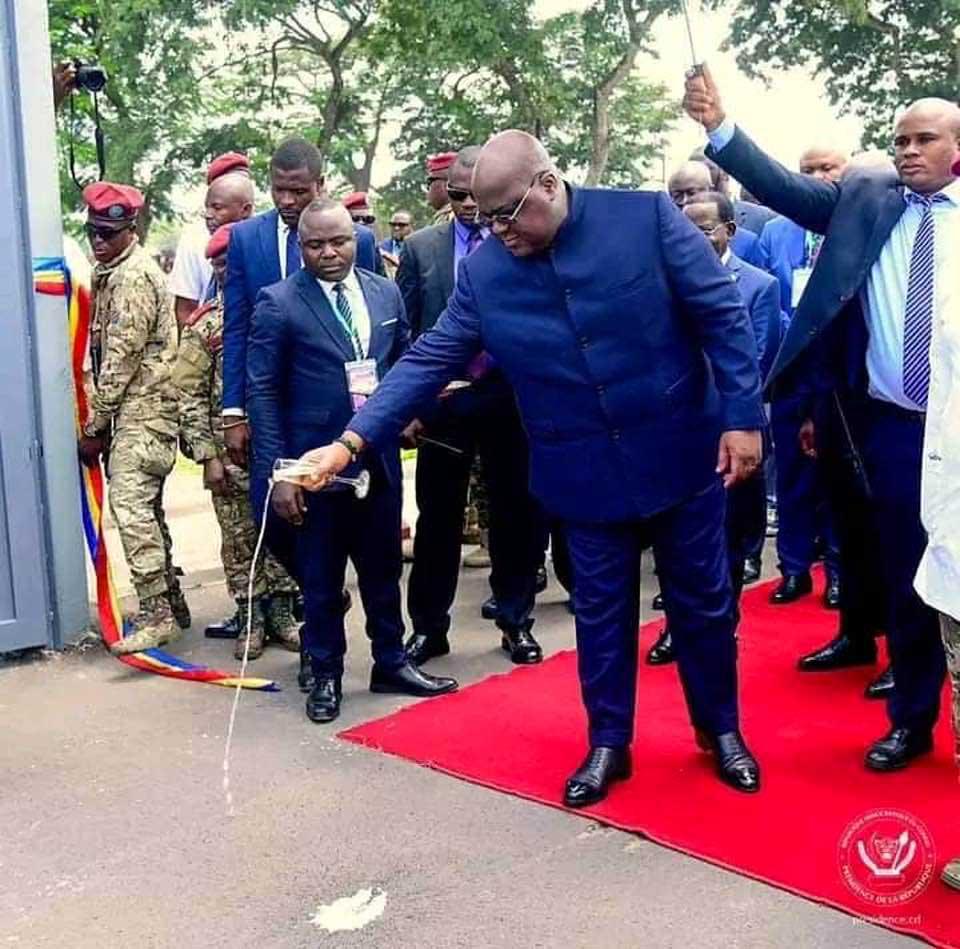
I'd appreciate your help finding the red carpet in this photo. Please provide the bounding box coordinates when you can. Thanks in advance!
[340,572,960,947]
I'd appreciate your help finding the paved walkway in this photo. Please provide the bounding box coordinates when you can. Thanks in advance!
[3,463,908,947]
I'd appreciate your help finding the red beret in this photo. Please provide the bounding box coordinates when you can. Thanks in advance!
[83,182,144,223]
[426,151,456,175]
[342,191,369,211]
[207,152,250,184]
[205,223,234,259]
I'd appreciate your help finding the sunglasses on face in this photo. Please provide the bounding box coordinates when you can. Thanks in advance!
[85,223,132,241]
[352,213,376,226]
[446,185,474,203]
[390,220,410,228]
[487,172,545,227]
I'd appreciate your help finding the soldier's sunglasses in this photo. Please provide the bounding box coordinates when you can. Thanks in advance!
[85,223,132,241]
[446,185,473,203]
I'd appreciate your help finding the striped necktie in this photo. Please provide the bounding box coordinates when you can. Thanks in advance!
[902,192,948,409]
[333,282,363,358]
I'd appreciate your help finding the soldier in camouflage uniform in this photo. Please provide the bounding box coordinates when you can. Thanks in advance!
[77,182,189,655]
[174,224,301,660]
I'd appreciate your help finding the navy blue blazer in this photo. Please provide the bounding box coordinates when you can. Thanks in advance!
[726,253,782,382]
[245,267,409,488]
[730,225,766,269]
[736,198,776,236]
[349,187,764,523]
[707,126,903,399]
[223,208,382,412]
[757,214,806,317]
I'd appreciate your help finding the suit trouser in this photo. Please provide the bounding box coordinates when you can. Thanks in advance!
[855,400,944,732]
[771,395,841,578]
[250,476,303,588]
[564,480,739,747]
[295,478,407,678]
[408,377,542,639]
[817,400,885,649]
[725,469,767,605]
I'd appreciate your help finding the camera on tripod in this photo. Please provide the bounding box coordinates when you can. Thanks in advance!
[72,60,107,94]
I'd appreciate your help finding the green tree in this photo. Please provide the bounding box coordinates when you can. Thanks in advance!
[706,0,960,145]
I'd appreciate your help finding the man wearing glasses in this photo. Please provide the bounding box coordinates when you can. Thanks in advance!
[396,146,545,668]
[298,131,766,805]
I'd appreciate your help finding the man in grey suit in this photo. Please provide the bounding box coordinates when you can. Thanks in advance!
[397,146,545,668]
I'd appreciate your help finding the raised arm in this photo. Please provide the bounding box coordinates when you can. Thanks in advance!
[684,64,839,235]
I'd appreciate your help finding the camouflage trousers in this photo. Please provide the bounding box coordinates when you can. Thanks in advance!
[941,613,960,768]
[107,427,177,600]
[210,460,298,602]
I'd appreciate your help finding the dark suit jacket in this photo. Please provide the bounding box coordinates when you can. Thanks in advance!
[245,267,409,488]
[707,126,903,400]
[396,221,455,339]
[726,253,782,381]
[736,198,776,236]
[757,214,806,317]
[730,225,766,268]
[223,209,382,412]
[350,187,764,523]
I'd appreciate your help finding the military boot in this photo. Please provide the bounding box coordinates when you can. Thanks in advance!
[265,592,302,652]
[110,595,179,655]
[234,597,267,661]
[166,579,192,630]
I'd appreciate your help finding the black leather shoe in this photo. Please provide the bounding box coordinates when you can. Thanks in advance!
[204,612,240,639]
[370,660,458,697]
[563,746,632,808]
[298,648,314,693]
[824,574,841,609]
[742,556,762,584]
[536,566,548,594]
[305,678,341,723]
[770,573,813,604]
[481,596,499,621]
[704,731,761,793]
[404,633,451,665]
[864,665,895,700]
[646,627,675,665]
[865,727,933,771]
[651,592,664,611]
[501,626,542,664]
[797,633,877,671]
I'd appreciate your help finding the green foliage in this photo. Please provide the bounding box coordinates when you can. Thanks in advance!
[705,0,960,146]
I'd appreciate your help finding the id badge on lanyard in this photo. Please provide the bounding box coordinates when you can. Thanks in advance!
[345,358,379,411]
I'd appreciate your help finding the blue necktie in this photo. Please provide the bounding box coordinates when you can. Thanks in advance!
[285,226,301,278]
[902,192,948,408]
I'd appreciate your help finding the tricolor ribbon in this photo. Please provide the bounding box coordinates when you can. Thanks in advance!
[34,255,277,691]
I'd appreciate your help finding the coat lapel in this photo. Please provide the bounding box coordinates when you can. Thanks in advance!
[436,223,456,300]
[863,187,907,271]
[258,209,282,284]
[295,271,357,361]
[357,271,389,362]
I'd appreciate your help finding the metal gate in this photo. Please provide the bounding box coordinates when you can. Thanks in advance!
[0,0,64,650]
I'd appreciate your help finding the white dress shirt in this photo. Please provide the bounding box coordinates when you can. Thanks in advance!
[169,220,212,301]
[277,214,292,279]
[317,268,371,358]
[708,120,960,411]
[914,294,960,620]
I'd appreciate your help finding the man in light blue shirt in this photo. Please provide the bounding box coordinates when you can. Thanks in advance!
[684,64,960,775]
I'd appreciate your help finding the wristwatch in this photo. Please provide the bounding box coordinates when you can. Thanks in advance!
[335,433,361,461]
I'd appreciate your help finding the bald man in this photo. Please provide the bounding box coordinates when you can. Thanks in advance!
[171,172,255,326]
[686,67,960,773]
[669,161,766,268]
[300,130,767,803]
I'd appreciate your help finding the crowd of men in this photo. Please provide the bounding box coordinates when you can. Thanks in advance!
[76,63,960,887]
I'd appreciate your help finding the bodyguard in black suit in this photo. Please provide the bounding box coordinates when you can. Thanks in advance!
[685,66,960,772]
[246,199,456,723]
[397,146,544,666]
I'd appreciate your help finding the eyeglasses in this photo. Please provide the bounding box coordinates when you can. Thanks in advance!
[445,185,473,203]
[85,223,132,241]
[352,213,376,226]
[693,223,729,237]
[487,172,545,227]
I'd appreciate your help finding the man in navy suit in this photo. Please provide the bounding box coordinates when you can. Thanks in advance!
[298,131,766,804]
[222,137,382,479]
[245,200,457,723]
[647,191,780,666]
[685,65,960,772]
[758,147,845,611]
